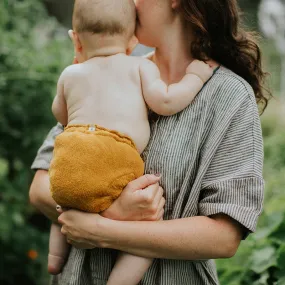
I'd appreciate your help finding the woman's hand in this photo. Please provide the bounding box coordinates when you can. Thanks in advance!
[101,174,165,221]
[58,209,104,249]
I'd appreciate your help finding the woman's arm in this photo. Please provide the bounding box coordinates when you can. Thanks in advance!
[59,210,243,260]
[31,167,240,261]
[103,214,243,259]
[30,170,165,222]
[30,170,59,222]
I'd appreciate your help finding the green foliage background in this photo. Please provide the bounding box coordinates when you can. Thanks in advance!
[0,1,71,284]
[0,0,284,284]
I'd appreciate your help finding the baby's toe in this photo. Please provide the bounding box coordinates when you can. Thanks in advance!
[48,254,66,275]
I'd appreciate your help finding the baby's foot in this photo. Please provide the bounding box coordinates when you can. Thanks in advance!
[48,253,66,275]
[186,60,213,84]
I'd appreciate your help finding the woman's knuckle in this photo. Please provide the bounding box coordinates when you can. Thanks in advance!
[144,194,153,204]
[126,180,134,188]
[144,174,152,181]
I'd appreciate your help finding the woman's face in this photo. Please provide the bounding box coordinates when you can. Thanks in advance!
[133,0,174,47]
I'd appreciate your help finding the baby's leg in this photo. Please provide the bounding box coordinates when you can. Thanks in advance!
[107,252,153,285]
[48,223,70,275]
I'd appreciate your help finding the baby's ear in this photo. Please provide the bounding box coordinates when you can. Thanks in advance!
[73,32,82,53]
[68,30,84,63]
[68,29,77,51]
[68,29,82,52]
[68,29,74,41]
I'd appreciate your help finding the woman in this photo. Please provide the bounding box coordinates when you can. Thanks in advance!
[29,0,269,284]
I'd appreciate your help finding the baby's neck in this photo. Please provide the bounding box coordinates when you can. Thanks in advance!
[82,34,127,60]
[86,46,126,59]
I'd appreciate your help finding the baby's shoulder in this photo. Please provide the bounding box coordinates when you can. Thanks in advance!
[61,63,87,80]
[124,54,145,65]
[129,56,157,73]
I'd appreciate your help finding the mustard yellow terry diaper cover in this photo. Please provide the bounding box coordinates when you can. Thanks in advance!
[49,125,144,213]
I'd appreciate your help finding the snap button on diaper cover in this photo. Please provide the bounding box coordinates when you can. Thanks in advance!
[88,125,96,131]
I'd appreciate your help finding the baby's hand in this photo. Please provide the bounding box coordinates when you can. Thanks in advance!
[186,60,213,84]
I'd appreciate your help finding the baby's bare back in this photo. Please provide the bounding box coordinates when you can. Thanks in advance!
[64,54,150,153]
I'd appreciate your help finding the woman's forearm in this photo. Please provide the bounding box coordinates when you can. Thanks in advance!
[99,214,243,260]
[29,170,59,222]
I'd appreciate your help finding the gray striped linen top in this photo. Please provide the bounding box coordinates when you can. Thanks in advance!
[31,66,264,285]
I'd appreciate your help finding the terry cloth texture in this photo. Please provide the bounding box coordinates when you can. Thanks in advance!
[49,124,144,213]
[32,66,264,285]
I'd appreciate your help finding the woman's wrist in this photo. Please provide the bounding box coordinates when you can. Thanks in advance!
[101,200,126,221]
[95,215,118,248]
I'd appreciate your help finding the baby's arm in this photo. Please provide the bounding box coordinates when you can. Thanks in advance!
[52,72,68,126]
[139,59,213,116]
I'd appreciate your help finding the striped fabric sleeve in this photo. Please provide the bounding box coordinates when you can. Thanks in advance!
[199,95,264,235]
[31,123,64,170]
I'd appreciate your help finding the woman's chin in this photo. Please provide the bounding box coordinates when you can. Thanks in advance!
[135,29,154,48]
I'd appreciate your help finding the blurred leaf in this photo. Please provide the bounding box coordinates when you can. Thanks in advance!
[0,0,71,284]
[252,272,270,285]
[275,245,285,281]
[254,212,284,240]
[250,246,277,274]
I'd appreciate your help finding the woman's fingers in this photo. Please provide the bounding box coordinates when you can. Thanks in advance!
[157,209,165,221]
[138,182,160,206]
[149,186,164,213]
[138,184,165,221]
[127,174,161,193]
[157,194,165,212]
[152,185,164,206]
[147,195,165,221]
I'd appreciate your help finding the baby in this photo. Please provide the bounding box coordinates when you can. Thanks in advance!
[48,0,213,284]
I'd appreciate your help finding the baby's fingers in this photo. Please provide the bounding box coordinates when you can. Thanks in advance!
[206,60,219,70]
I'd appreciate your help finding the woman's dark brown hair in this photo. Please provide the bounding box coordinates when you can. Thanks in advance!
[180,0,271,113]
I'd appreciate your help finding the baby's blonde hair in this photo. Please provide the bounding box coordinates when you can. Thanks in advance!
[73,0,136,39]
